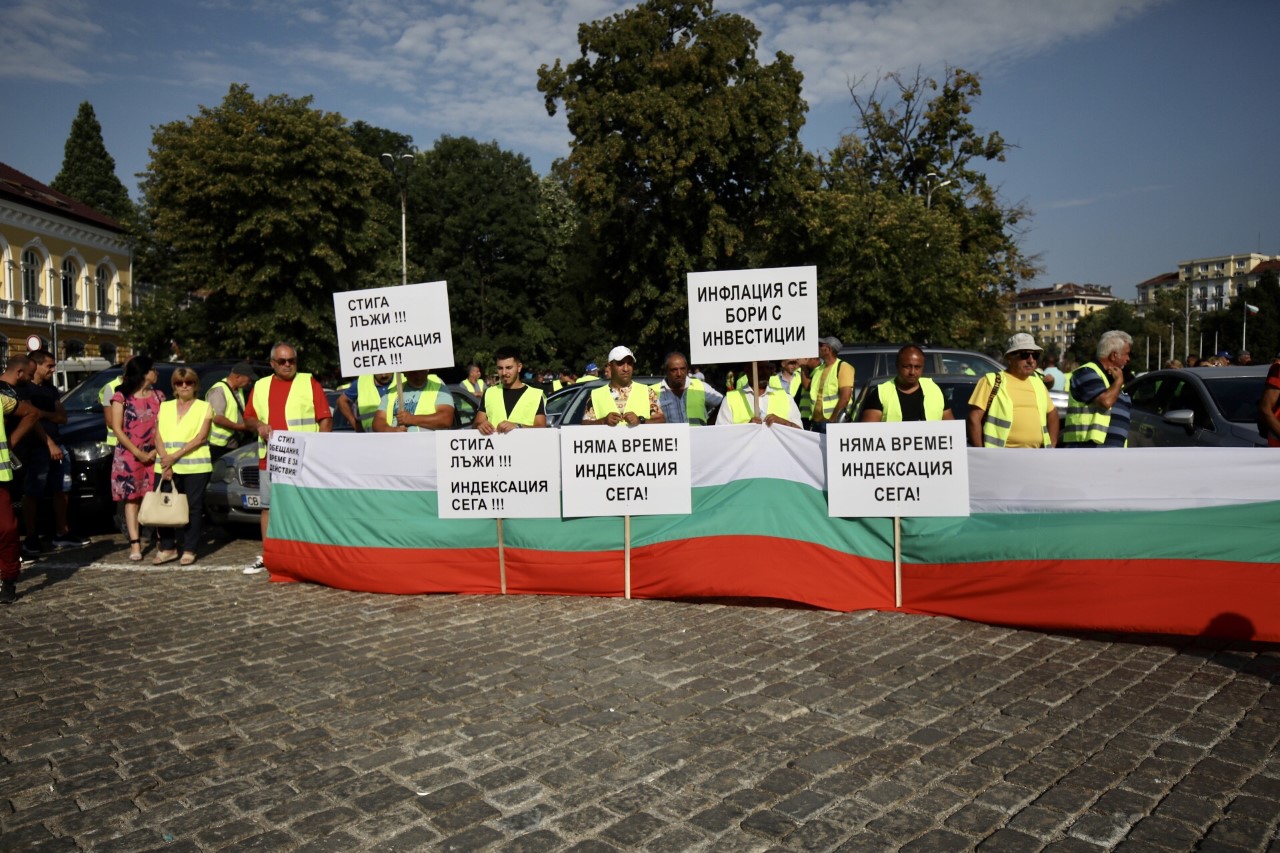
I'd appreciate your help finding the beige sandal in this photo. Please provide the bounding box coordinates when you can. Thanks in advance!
[179,553,197,566]
[152,550,179,565]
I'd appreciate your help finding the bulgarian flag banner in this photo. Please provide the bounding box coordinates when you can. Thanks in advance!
[264,430,1280,641]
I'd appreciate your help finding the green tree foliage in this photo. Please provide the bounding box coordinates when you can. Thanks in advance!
[406,136,552,369]
[812,69,1035,347]
[538,0,812,362]
[50,101,134,223]
[137,84,383,369]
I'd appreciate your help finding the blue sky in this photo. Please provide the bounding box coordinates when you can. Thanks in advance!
[2,0,1276,299]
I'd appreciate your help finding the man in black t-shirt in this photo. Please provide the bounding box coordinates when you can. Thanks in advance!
[473,347,547,434]
[859,344,956,424]
[20,351,88,552]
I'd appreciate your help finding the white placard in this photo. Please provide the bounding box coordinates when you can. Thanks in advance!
[436,430,561,518]
[687,265,819,365]
[333,281,455,376]
[826,420,970,518]
[267,432,305,481]
[560,424,692,517]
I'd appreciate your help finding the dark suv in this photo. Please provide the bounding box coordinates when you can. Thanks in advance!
[836,344,1002,403]
[61,361,272,518]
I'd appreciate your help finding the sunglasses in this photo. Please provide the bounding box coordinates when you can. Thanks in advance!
[1010,350,1038,361]
[273,358,297,365]
[173,380,195,387]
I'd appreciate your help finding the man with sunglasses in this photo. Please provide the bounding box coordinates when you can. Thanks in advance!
[242,342,332,572]
[967,334,1058,448]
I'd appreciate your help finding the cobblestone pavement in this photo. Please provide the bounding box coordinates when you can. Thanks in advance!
[2,535,1279,852]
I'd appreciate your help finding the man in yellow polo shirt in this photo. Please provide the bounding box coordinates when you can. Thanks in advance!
[474,347,547,434]
[967,334,1059,448]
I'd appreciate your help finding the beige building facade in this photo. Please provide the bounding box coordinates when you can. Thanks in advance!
[1008,283,1118,355]
[0,162,132,366]
[1137,252,1278,314]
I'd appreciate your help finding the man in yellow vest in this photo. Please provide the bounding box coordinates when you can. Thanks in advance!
[576,362,600,384]
[809,336,854,433]
[716,361,802,427]
[242,342,332,571]
[474,347,547,434]
[583,346,665,427]
[0,382,43,603]
[461,364,486,397]
[1062,330,1132,448]
[658,351,723,425]
[335,372,395,433]
[372,369,455,432]
[207,363,256,460]
[967,334,1059,448]
[860,345,955,423]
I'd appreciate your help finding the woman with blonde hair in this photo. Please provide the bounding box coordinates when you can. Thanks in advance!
[151,368,213,565]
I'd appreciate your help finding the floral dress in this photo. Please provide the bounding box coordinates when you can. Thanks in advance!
[110,389,166,501]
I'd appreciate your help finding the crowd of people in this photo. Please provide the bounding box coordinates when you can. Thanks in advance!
[0,330,1276,601]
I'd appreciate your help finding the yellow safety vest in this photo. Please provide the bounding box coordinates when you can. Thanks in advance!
[725,389,792,424]
[251,374,319,460]
[1062,363,1113,446]
[0,400,12,482]
[811,359,853,419]
[385,379,444,427]
[768,372,801,396]
[462,378,485,396]
[591,384,651,424]
[661,378,708,425]
[355,374,391,431]
[978,372,1051,448]
[206,379,244,448]
[878,378,946,422]
[154,399,213,474]
[100,376,123,446]
[552,380,564,393]
[483,385,544,427]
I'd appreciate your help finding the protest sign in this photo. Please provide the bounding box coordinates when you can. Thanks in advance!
[560,424,692,517]
[333,281,454,375]
[267,432,305,481]
[687,265,819,365]
[826,420,970,518]
[436,429,561,519]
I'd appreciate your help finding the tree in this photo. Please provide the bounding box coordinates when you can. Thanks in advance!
[538,0,813,362]
[50,101,134,223]
[406,136,553,368]
[137,84,383,368]
[811,68,1036,347]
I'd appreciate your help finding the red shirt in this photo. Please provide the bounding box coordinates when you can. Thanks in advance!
[244,375,332,468]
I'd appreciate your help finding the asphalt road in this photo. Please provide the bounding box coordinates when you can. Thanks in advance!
[1,528,1278,851]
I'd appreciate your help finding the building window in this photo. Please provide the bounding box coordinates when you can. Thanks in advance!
[1216,286,1224,296]
[100,342,117,364]
[0,335,7,369]
[61,258,79,309]
[21,250,40,303]
[1236,260,1246,268]
[64,339,86,358]
[95,265,110,313]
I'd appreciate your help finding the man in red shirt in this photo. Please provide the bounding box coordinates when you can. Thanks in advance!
[242,342,331,572]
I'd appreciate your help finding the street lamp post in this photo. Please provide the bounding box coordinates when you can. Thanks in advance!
[924,172,953,210]
[380,153,415,286]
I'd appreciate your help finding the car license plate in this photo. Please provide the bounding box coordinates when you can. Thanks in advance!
[242,494,261,509]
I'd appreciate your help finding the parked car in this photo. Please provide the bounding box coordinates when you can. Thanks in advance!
[205,383,480,526]
[545,377,669,427]
[850,373,983,425]
[60,361,272,517]
[1125,366,1271,447]
[836,344,1003,403]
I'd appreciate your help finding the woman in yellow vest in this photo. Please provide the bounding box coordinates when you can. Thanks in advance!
[151,368,213,566]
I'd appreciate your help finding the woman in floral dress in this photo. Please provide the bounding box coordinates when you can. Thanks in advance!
[110,356,164,561]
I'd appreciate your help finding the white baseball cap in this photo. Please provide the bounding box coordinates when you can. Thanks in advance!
[608,346,636,363]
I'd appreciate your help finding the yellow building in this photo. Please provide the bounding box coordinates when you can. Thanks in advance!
[1008,283,1118,356]
[0,161,132,365]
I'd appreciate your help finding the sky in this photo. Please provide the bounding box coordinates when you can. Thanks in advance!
[2,0,1277,300]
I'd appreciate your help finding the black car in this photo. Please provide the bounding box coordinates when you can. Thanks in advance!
[850,373,982,425]
[61,361,272,517]
[1126,366,1271,447]
[837,344,1002,402]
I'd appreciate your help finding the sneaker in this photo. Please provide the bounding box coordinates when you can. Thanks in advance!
[52,533,91,549]
[20,540,41,559]
[242,556,266,575]
[19,557,36,569]
[0,580,16,605]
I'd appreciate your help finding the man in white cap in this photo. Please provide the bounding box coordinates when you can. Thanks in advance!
[583,346,665,427]
[967,333,1058,448]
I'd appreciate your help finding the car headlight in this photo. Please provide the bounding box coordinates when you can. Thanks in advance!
[70,442,113,462]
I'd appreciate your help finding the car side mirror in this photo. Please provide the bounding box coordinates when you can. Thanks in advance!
[1163,408,1195,429]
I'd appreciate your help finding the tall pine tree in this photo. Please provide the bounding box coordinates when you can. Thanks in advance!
[51,101,134,222]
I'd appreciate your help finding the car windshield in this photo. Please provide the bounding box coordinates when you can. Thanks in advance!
[61,369,122,413]
[1203,376,1267,423]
